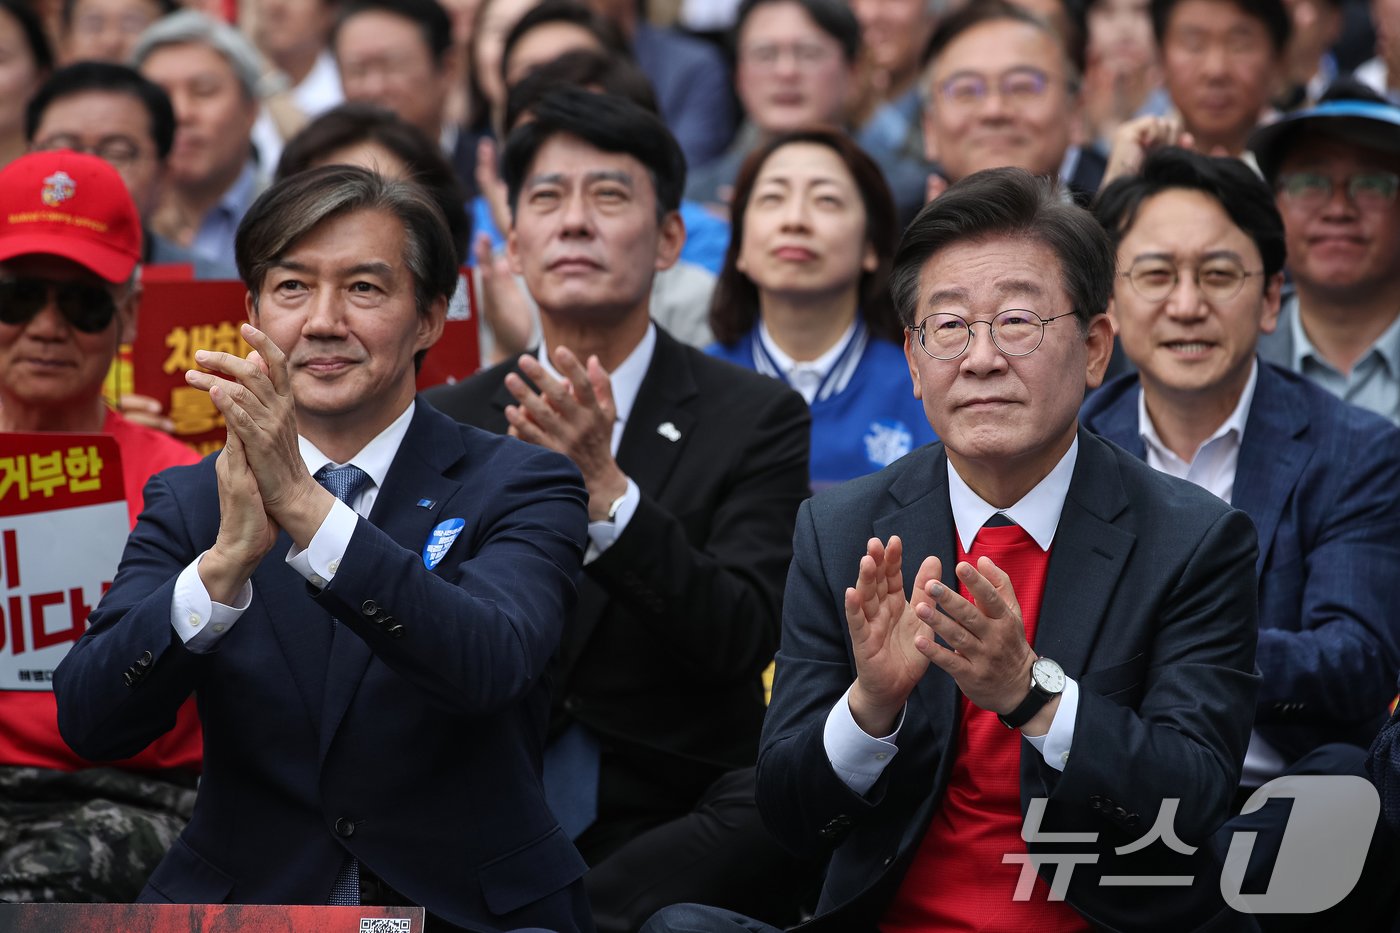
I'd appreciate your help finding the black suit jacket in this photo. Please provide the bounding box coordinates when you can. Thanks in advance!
[425,327,812,808]
[54,403,595,933]
[759,431,1261,932]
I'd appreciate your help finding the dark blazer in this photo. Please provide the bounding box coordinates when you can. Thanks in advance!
[54,403,595,933]
[758,430,1261,932]
[1082,362,1400,760]
[424,327,812,811]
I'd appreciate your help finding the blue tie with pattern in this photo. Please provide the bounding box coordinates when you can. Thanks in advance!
[315,463,369,906]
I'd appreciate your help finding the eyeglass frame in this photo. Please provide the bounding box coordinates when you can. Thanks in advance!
[740,40,840,71]
[1119,255,1266,305]
[906,308,1079,361]
[1275,170,1400,212]
[931,66,1077,110]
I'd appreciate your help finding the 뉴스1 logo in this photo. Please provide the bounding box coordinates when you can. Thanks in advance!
[41,171,75,207]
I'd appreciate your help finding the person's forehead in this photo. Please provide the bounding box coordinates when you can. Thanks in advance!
[740,1,834,45]
[1119,187,1251,247]
[1278,134,1396,172]
[1166,0,1270,33]
[919,235,1067,296]
[930,20,1064,77]
[36,90,154,140]
[527,134,654,189]
[144,41,239,80]
[336,9,433,57]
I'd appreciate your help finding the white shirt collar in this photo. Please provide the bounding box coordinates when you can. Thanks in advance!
[539,321,656,441]
[1138,358,1258,464]
[757,318,857,380]
[298,398,416,490]
[945,436,1077,553]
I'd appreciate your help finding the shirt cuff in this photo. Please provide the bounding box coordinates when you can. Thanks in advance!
[823,683,904,796]
[286,498,358,587]
[1023,677,1078,772]
[584,477,639,565]
[171,553,252,653]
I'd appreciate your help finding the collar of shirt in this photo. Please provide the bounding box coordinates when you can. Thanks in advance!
[1138,358,1257,486]
[1288,293,1400,379]
[756,318,859,405]
[196,159,259,252]
[297,399,416,516]
[538,321,657,455]
[295,49,344,112]
[946,436,1077,553]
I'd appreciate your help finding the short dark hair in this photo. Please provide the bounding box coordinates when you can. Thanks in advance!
[502,88,686,219]
[0,0,55,76]
[276,102,472,264]
[733,0,861,64]
[236,164,459,323]
[333,0,453,64]
[1093,146,1285,280]
[504,48,658,133]
[26,62,176,160]
[500,0,629,87]
[1149,0,1290,54]
[922,0,1083,83]
[711,127,903,346]
[890,167,1113,327]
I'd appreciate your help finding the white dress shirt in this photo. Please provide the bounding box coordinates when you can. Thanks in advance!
[824,438,1083,795]
[755,319,861,404]
[537,323,656,561]
[1136,361,1285,785]
[170,401,416,651]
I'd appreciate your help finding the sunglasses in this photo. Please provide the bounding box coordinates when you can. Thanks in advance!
[0,277,120,334]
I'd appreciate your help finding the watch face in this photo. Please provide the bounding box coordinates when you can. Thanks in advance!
[1032,657,1066,693]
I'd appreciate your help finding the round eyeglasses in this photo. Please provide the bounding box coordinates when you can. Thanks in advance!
[1121,256,1263,305]
[906,309,1076,361]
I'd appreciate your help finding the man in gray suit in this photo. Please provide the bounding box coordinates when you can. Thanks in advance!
[646,168,1261,932]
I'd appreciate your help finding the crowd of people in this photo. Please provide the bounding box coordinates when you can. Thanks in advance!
[3,0,1400,929]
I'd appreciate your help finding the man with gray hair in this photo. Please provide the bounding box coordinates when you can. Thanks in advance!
[53,165,594,931]
[132,10,267,265]
[646,167,1259,932]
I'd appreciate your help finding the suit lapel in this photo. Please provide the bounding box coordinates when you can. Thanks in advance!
[1231,364,1310,574]
[318,403,468,762]
[1036,432,1136,679]
[872,445,962,748]
[615,328,698,495]
[1085,379,1148,460]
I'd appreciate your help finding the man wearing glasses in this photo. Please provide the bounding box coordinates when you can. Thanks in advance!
[918,0,1106,206]
[1084,147,1400,930]
[1249,79,1400,427]
[0,150,202,903]
[646,167,1260,933]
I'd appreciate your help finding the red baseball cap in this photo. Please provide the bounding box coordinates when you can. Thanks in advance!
[0,150,143,283]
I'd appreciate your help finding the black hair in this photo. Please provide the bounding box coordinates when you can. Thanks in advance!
[503,47,657,133]
[276,102,471,264]
[1149,0,1290,54]
[922,0,1083,81]
[500,0,629,86]
[890,167,1113,327]
[1094,146,1285,279]
[333,0,453,63]
[732,0,861,64]
[502,87,686,218]
[26,62,175,160]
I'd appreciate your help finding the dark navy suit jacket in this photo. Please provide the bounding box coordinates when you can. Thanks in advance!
[1082,361,1400,760]
[54,402,595,933]
[758,430,1261,931]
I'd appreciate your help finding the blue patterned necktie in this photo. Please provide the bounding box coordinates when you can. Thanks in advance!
[315,463,370,505]
[316,462,369,906]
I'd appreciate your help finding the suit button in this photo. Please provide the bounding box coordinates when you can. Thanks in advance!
[1114,807,1128,820]
[334,818,355,837]
[137,650,153,667]
[883,856,894,866]
[123,669,137,687]
[385,624,405,639]
[563,695,581,712]
[361,600,379,617]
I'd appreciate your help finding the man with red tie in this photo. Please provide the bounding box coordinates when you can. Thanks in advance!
[645,168,1261,931]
